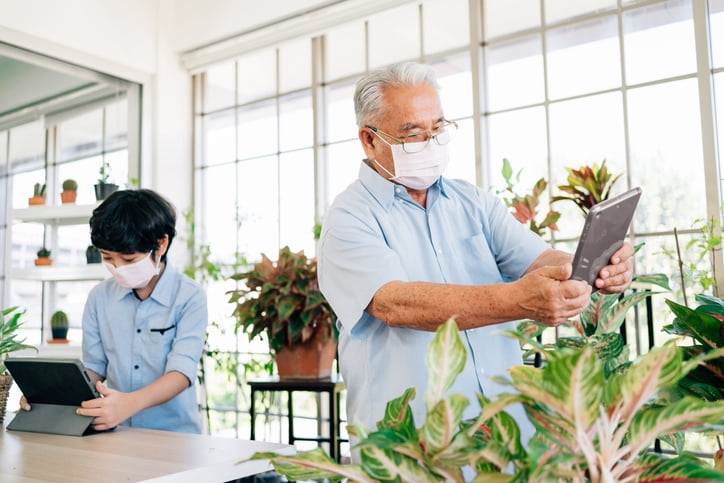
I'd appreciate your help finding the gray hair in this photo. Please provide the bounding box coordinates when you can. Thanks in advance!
[353,62,440,127]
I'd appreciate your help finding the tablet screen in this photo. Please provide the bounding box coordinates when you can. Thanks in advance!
[5,358,100,406]
[570,187,642,287]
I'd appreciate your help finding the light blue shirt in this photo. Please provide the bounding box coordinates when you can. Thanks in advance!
[318,161,549,437]
[82,262,207,434]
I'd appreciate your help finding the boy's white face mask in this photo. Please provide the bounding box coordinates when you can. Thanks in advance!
[104,251,161,289]
[372,138,450,190]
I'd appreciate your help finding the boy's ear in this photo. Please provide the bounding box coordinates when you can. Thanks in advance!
[157,234,170,257]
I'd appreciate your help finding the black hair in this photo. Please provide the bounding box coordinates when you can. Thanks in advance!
[90,189,177,262]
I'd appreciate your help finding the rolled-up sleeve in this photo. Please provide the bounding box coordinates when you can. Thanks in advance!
[165,282,207,384]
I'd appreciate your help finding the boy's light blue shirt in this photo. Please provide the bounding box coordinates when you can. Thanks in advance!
[318,161,549,436]
[82,262,207,434]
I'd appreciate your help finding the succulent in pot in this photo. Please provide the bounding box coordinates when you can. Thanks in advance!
[34,247,52,266]
[61,179,78,204]
[50,310,69,342]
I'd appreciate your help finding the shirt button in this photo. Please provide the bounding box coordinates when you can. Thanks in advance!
[136,329,141,333]
[437,249,443,254]
[134,365,139,370]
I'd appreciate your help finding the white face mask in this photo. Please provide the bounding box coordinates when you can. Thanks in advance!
[104,252,162,289]
[372,138,450,190]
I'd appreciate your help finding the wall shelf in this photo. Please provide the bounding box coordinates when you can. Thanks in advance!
[12,203,99,226]
[10,264,108,282]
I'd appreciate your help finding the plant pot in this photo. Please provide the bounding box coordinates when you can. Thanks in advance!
[274,325,338,379]
[94,183,119,201]
[34,257,52,266]
[51,327,69,340]
[61,190,77,204]
[0,373,12,425]
[86,246,102,264]
[28,195,46,206]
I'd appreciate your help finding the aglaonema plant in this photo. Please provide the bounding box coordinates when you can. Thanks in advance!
[244,318,724,482]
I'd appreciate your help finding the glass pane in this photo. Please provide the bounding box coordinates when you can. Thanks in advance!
[105,99,128,151]
[326,141,364,202]
[715,73,724,203]
[432,54,473,119]
[279,150,315,255]
[627,79,705,233]
[422,0,469,55]
[623,0,695,85]
[58,109,103,161]
[237,48,277,105]
[205,62,236,112]
[105,150,129,187]
[486,106,547,193]
[53,224,91,268]
[446,118,476,184]
[9,220,44,267]
[545,0,615,24]
[12,169,45,209]
[279,91,313,152]
[548,92,626,239]
[546,15,621,100]
[0,130,7,175]
[484,0,541,39]
[57,156,103,205]
[238,155,279,259]
[53,280,99,342]
[711,0,724,69]
[9,280,42,346]
[9,121,44,173]
[205,279,238,350]
[202,163,238,262]
[237,101,278,160]
[279,38,312,93]
[368,3,421,69]
[325,21,366,81]
[485,34,544,111]
[204,109,236,167]
[326,81,357,144]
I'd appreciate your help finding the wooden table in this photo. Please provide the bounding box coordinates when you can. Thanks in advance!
[0,424,293,482]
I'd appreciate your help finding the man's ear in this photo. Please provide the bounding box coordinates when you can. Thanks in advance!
[359,128,376,157]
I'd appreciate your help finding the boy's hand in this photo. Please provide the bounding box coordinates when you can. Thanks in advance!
[17,395,31,412]
[77,380,135,431]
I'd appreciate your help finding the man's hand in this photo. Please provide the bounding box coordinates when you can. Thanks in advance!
[516,263,592,327]
[595,242,635,294]
[77,380,137,431]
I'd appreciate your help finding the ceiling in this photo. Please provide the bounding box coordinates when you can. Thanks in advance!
[0,54,97,118]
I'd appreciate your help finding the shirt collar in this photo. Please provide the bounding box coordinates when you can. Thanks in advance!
[358,159,448,209]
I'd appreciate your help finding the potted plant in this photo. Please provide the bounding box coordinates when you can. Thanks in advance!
[28,183,46,206]
[34,247,52,266]
[60,179,78,204]
[94,160,118,201]
[247,319,724,481]
[86,245,101,264]
[228,246,338,379]
[552,159,622,215]
[49,310,69,343]
[0,306,36,425]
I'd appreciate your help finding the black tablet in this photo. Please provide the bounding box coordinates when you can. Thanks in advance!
[570,187,642,287]
[5,357,101,406]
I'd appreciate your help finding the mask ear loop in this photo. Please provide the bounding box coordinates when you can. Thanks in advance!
[371,159,396,180]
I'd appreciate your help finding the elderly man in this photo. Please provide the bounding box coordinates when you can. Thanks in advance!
[318,61,634,446]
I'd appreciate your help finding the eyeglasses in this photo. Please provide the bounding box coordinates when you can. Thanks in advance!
[365,120,458,154]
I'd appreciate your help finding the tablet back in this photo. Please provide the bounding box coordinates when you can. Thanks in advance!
[570,187,642,287]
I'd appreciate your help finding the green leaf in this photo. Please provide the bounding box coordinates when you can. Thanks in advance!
[665,299,721,349]
[376,387,418,441]
[635,452,724,482]
[424,318,467,411]
[245,448,373,482]
[422,394,469,454]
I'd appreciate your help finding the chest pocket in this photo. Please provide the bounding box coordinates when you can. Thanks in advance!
[148,323,176,353]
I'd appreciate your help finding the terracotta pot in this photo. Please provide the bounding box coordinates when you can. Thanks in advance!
[60,191,77,204]
[28,195,46,206]
[34,257,52,266]
[274,325,337,379]
[0,373,12,425]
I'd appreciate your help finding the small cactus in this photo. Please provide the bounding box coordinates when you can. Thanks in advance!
[62,179,78,191]
[51,310,68,329]
[33,183,47,197]
[37,247,51,258]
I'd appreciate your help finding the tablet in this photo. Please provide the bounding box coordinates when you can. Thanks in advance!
[570,187,642,287]
[5,357,101,406]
